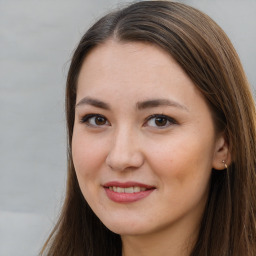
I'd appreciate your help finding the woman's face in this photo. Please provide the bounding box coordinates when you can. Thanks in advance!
[72,40,225,238]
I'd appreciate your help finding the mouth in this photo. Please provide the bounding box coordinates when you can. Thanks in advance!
[108,186,148,193]
[103,181,156,203]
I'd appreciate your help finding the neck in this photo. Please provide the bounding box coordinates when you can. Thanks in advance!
[121,222,199,256]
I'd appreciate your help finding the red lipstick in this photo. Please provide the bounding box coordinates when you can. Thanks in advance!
[103,181,155,203]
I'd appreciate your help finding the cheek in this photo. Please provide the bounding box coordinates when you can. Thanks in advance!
[71,130,107,181]
[146,133,214,187]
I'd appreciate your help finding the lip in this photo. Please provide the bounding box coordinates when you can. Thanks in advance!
[103,181,155,189]
[103,181,156,203]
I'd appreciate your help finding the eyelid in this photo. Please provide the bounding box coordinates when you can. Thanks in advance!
[144,114,178,128]
[79,113,177,128]
[80,113,110,127]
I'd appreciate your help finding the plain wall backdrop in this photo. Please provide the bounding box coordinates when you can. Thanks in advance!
[0,0,255,255]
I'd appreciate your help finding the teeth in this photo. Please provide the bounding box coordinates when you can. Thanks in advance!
[109,186,148,193]
[134,186,140,192]
[124,187,134,193]
[117,187,125,193]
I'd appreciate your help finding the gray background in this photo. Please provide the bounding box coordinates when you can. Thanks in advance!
[0,0,255,255]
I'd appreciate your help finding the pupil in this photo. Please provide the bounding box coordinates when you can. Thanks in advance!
[155,117,167,126]
[95,117,106,125]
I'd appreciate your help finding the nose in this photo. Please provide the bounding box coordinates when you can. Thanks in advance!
[106,128,144,171]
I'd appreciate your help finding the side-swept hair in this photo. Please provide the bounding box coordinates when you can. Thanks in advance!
[41,1,256,255]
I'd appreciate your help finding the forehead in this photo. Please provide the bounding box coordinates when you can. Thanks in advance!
[77,40,193,96]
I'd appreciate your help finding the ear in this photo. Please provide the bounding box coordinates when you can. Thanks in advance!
[212,134,231,170]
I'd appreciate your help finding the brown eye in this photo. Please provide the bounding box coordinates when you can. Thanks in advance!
[95,116,107,125]
[154,117,168,126]
[145,114,177,128]
[81,114,110,127]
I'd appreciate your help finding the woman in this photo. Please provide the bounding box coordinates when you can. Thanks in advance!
[41,1,256,255]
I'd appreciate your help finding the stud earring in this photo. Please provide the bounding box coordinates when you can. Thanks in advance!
[222,160,228,169]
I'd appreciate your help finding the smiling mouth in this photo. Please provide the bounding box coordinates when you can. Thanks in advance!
[103,182,155,203]
[108,186,148,193]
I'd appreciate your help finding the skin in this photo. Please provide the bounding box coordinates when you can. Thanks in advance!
[72,40,229,256]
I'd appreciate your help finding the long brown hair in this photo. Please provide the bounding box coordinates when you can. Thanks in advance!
[41,1,256,255]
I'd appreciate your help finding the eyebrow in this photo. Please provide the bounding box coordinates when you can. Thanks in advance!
[136,99,189,111]
[75,97,188,112]
[76,97,110,110]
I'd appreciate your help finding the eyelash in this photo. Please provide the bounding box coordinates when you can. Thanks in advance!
[80,114,110,127]
[144,114,178,128]
[80,114,177,128]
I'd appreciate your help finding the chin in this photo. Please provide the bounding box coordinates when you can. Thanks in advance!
[100,216,156,236]
[107,225,148,236]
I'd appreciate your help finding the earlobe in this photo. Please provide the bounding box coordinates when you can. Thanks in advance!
[212,135,231,170]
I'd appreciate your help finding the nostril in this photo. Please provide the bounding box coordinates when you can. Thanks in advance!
[106,149,144,171]
[105,132,144,171]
